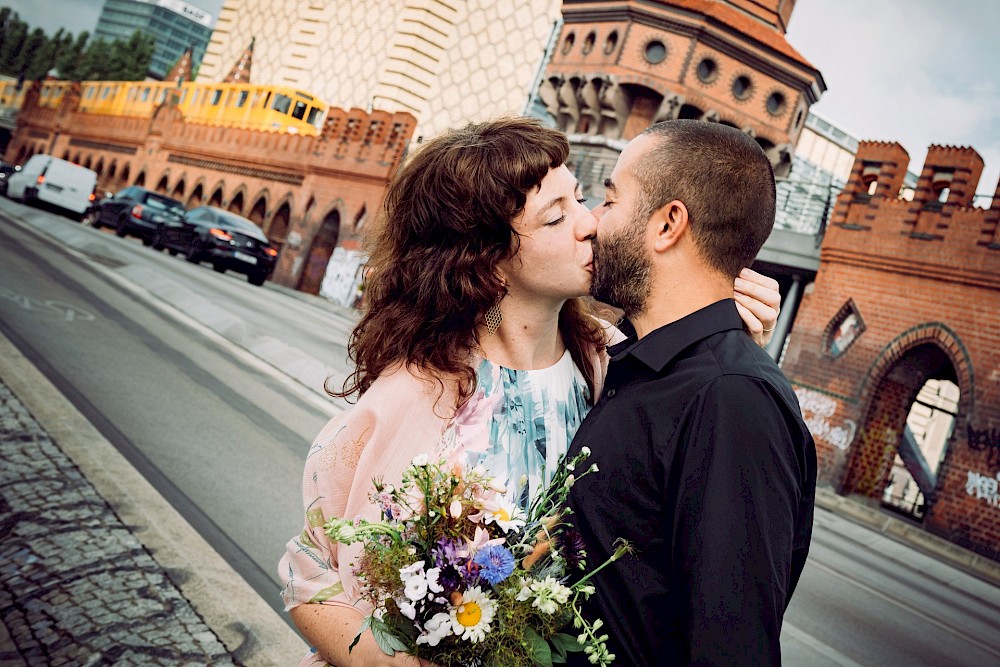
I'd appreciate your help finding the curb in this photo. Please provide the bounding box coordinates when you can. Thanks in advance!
[814,487,1000,588]
[0,331,309,666]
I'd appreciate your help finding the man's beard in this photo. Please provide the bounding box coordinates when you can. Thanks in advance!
[590,211,652,318]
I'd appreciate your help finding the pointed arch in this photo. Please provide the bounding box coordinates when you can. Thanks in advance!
[155,172,170,194]
[298,204,343,295]
[267,198,292,243]
[61,149,71,161]
[171,173,187,199]
[94,156,105,176]
[247,190,269,226]
[134,169,146,187]
[119,163,131,186]
[72,152,82,164]
[187,179,205,207]
[107,159,118,180]
[208,182,225,207]
[226,186,247,215]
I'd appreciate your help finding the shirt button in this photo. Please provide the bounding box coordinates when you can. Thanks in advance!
[606,388,616,398]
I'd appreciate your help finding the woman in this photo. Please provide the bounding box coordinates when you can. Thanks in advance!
[279,117,780,666]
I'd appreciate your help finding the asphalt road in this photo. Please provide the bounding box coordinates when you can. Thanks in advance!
[2,198,999,665]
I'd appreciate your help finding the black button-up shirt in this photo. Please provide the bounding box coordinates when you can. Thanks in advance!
[567,299,816,666]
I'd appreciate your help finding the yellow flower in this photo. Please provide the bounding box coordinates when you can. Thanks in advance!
[449,586,495,643]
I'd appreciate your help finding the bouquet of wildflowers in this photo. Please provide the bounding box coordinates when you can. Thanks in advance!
[324,447,629,667]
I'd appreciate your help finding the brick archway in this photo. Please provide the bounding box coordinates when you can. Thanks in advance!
[840,324,974,513]
[298,206,341,295]
[208,182,225,208]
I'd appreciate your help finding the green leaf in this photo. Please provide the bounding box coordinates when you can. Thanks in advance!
[551,636,567,663]
[551,632,585,653]
[370,616,409,655]
[348,616,372,654]
[525,627,553,667]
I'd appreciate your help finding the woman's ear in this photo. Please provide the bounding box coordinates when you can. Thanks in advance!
[651,199,689,253]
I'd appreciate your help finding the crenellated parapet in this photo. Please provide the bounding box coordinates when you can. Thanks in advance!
[823,140,999,290]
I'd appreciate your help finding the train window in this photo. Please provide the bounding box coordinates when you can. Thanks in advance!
[251,91,260,107]
[192,89,200,106]
[272,94,292,114]
[142,87,150,102]
[306,107,321,126]
[291,100,307,120]
[236,90,248,107]
[102,86,110,99]
[86,87,96,99]
[211,89,222,105]
[179,89,187,104]
[262,91,272,108]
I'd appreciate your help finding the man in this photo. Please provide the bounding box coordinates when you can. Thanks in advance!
[567,120,816,666]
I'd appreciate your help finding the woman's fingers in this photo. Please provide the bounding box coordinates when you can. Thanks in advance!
[734,268,781,347]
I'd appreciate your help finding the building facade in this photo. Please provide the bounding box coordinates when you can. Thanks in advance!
[5,81,415,302]
[94,0,215,80]
[197,0,563,141]
[781,140,1000,561]
[536,0,825,199]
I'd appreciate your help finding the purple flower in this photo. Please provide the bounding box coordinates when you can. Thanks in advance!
[432,537,463,568]
[473,544,515,585]
[557,529,587,571]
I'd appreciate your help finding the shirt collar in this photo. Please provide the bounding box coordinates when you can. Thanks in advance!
[608,299,745,373]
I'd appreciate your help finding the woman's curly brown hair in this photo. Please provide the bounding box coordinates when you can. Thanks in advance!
[331,117,607,404]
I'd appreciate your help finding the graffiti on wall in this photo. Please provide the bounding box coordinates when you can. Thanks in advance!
[795,387,857,451]
[966,470,1000,508]
[967,425,1000,469]
[319,247,366,309]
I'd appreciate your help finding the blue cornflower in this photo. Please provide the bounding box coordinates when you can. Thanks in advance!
[473,544,515,585]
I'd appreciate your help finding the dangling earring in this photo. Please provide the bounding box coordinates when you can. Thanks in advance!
[484,298,503,335]
[484,282,505,335]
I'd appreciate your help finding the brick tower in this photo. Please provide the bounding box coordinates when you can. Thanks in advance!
[538,0,825,193]
[781,141,1000,562]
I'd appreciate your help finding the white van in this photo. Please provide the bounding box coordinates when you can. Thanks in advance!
[6,154,97,218]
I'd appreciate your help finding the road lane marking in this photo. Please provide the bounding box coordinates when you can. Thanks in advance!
[783,622,868,667]
[809,558,1000,658]
[0,286,96,322]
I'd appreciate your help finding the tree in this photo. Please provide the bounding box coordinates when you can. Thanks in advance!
[81,38,113,80]
[0,14,28,76]
[108,30,156,80]
[58,31,90,81]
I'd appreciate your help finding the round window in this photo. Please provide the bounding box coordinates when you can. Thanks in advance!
[582,31,596,55]
[696,58,718,83]
[732,75,752,100]
[604,30,619,55]
[644,40,667,64]
[766,92,787,116]
[561,32,575,55]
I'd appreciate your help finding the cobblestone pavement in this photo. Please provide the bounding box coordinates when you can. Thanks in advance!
[0,380,240,666]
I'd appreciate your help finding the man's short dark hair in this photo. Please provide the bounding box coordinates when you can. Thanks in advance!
[635,120,776,278]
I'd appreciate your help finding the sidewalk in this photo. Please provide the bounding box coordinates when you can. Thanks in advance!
[0,333,307,666]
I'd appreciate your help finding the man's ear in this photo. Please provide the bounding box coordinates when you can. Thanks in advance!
[651,200,689,253]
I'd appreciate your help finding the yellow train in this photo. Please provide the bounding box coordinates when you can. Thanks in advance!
[28,79,327,136]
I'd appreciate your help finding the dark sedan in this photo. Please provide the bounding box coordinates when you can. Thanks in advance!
[82,186,186,246]
[159,206,278,286]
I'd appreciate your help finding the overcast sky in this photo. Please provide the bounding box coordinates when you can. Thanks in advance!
[4,0,998,192]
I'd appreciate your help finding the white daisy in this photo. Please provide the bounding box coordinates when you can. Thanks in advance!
[483,501,526,533]
[450,586,495,643]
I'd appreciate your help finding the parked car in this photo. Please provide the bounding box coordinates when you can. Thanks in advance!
[82,186,186,246]
[5,154,97,218]
[159,206,278,286]
[0,161,19,196]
